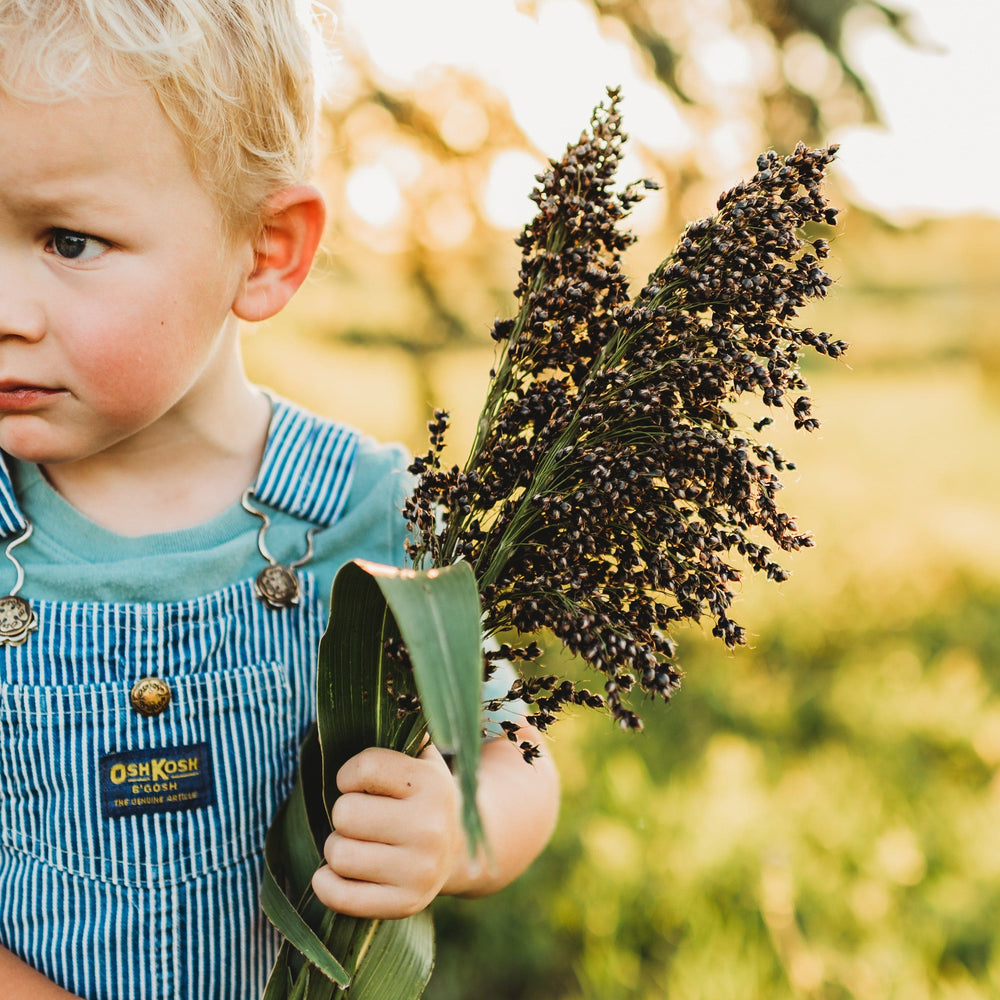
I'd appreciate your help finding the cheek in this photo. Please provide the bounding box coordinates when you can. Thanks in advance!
[48,245,244,403]
[63,279,232,397]
[57,325,194,433]
[67,316,166,383]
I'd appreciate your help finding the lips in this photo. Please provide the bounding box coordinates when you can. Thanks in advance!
[0,382,63,411]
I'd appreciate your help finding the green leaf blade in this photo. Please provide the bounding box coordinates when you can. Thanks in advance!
[346,912,435,1000]
[267,558,483,996]
[361,560,486,850]
[261,799,351,988]
[317,559,486,849]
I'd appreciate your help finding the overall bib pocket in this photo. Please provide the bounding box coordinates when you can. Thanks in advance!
[0,661,296,889]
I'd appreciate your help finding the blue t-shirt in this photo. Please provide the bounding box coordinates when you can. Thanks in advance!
[4,423,413,606]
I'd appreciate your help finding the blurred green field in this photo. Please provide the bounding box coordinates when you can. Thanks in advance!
[245,209,1000,998]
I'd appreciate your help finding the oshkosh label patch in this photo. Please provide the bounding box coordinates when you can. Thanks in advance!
[100,743,214,818]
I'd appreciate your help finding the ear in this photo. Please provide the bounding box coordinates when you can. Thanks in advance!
[232,185,326,322]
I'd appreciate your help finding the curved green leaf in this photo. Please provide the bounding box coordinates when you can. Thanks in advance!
[316,559,485,849]
[346,911,435,999]
[265,558,483,997]
[261,798,351,988]
[358,560,486,849]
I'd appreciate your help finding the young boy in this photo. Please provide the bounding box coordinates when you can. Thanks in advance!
[0,2,559,998]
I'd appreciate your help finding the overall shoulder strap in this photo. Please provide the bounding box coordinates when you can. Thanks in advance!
[250,396,360,527]
[0,453,29,539]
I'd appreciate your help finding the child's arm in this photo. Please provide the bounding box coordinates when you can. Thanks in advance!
[0,945,79,999]
[311,728,559,919]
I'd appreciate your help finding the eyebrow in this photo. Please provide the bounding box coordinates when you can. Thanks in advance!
[9,184,128,219]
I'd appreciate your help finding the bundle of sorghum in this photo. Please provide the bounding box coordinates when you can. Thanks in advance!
[405,87,845,739]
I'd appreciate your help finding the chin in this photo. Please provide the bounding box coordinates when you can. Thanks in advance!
[0,427,89,467]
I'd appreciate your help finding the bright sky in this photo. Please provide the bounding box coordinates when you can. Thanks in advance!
[834,0,1000,220]
[334,0,997,226]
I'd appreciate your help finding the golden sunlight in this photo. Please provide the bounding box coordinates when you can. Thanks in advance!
[333,0,997,224]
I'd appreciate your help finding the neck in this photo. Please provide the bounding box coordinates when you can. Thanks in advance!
[40,377,272,537]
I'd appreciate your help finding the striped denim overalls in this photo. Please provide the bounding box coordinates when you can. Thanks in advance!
[0,401,362,1000]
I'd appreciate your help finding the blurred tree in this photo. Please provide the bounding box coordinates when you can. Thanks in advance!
[601,0,919,140]
[297,0,915,408]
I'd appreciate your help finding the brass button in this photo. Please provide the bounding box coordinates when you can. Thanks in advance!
[130,677,172,717]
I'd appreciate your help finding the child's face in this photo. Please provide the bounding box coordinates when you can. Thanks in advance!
[0,83,256,468]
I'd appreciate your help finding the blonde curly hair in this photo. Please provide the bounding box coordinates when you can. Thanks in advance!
[0,0,335,235]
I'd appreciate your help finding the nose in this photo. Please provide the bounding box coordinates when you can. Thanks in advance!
[0,250,46,341]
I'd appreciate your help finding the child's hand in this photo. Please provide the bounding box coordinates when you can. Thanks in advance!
[311,743,464,919]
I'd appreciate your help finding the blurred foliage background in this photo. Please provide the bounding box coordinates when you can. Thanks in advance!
[244,0,1000,995]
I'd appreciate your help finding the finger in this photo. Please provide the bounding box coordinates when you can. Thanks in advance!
[336,747,422,798]
[311,863,427,920]
[330,790,407,845]
[323,829,404,883]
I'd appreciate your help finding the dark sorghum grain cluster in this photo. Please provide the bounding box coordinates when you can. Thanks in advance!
[405,88,845,737]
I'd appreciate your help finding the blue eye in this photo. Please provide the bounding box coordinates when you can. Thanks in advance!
[49,229,108,262]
